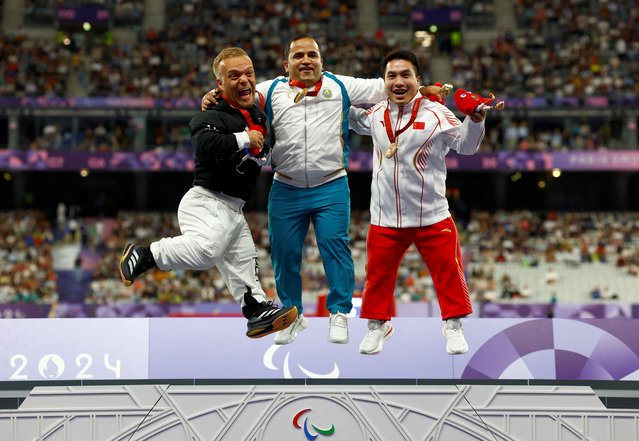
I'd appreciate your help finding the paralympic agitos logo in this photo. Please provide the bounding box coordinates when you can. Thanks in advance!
[293,408,335,440]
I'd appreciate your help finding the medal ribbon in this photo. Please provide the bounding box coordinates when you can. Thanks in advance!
[222,94,267,159]
[221,94,266,136]
[383,97,424,144]
[289,78,323,103]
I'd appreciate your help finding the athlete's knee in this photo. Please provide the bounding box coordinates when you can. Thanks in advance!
[191,238,219,264]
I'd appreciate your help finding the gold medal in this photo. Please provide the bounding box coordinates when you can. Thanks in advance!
[385,142,398,158]
[294,88,308,103]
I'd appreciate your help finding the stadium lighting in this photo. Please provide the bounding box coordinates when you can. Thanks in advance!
[83,22,92,31]
[2,172,12,181]
[538,180,546,189]
[510,172,522,182]
[79,168,90,177]
[552,168,562,178]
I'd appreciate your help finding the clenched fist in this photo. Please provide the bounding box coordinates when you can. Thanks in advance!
[247,129,264,155]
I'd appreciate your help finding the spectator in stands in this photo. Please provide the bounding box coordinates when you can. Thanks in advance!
[590,286,602,300]
[543,268,560,286]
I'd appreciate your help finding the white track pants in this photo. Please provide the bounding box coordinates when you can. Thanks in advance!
[150,186,266,307]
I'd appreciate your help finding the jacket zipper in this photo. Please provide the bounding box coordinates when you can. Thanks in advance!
[395,104,404,227]
[304,99,309,187]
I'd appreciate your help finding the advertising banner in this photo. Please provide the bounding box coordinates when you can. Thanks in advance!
[3,150,639,172]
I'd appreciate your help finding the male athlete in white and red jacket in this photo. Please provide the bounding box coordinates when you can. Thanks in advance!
[348,49,487,356]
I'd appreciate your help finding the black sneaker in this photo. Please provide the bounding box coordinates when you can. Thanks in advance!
[119,243,155,286]
[246,302,298,339]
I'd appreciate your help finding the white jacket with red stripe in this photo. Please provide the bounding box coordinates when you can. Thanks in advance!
[349,94,485,228]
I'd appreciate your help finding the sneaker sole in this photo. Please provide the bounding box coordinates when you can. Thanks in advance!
[327,335,349,344]
[360,324,395,355]
[247,307,298,339]
[446,344,469,355]
[118,243,135,287]
[446,346,469,355]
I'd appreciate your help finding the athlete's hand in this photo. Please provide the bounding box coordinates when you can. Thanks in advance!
[201,88,221,111]
[420,83,452,104]
[469,107,487,123]
[247,129,264,154]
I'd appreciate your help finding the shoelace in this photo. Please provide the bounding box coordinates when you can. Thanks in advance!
[254,300,278,314]
[445,320,463,334]
[331,314,347,328]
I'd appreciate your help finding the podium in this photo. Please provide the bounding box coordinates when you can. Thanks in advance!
[1,318,639,440]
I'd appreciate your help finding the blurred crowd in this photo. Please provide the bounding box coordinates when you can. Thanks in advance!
[1,209,637,308]
[453,0,639,98]
[8,0,395,99]
[0,33,72,98]
[1,0,634,152]
[0,210,58,305]
[23,110,617,153]
[3,0,636,100]
[475,116,622,153]
[463,210,639,302]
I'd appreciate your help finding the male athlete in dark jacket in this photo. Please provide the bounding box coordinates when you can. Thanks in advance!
[119,48,297,338]
[190,98,266,201]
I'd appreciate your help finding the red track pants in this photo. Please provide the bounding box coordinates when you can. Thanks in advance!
[360,217,472,321]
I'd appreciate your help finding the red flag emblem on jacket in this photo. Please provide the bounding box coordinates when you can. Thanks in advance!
[413,121,425,130]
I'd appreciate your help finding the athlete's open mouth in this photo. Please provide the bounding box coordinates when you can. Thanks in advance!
[393,89,408,98]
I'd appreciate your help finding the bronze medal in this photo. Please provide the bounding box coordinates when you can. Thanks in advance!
[385,142,398,158]
[294,88,308,103]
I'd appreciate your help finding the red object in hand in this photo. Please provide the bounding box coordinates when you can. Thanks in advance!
[429,82,445,104]
[249,125,264,156]
[454,89,495,115]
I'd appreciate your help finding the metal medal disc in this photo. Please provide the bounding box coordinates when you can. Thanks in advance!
[385,142,398,158]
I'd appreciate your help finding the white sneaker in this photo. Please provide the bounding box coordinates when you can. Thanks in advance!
[442,318,469,355]
[274,314,308,345]
[359,320,394,355]
[327,312,349,343]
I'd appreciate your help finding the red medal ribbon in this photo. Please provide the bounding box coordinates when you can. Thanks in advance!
[383,97,424,144]
[222,94,267,155]
[289,78,322,96]
[289,78,323,102]
[221,94,266,135]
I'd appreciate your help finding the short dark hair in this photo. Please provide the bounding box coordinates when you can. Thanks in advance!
[284,34,316,59]
[382,50,420,77]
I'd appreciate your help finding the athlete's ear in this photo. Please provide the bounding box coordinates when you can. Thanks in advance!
[216,78,222,88]
[283,60,289,73]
